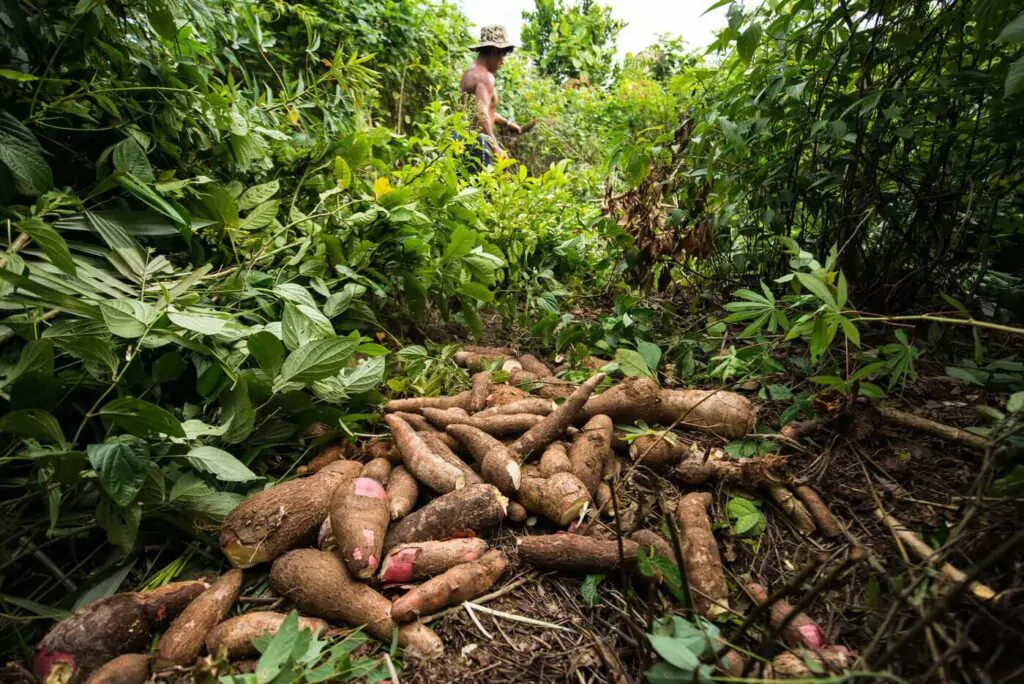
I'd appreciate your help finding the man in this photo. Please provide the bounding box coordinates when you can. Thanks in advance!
[460,25,521,170]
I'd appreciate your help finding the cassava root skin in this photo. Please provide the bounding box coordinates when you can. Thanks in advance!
[506,500,528,522]
[384,484,507,551]
[518,533,638,572]
[297,443,344,475]
[35,581,207,684]
[674,448,781,488]
[477,397,556,418]
[629,433,688,468]
[511,373,606,458]
[270,549,443,658]
[364,436,401,463]
[469,371,492,413]
[83,654,150,684]
[391,549,509,622]
[518,353,552,376]
[379,538,489,583]
[519,472,592,526]
[384,392,471,414]
[445,424,522,495]
[538,442,572,477]
[656,388,756,439]
[330,477,390,579]
[418,432,482,485]
[768,485,817,535]
[579,377,661,423]
[391,411,438,433]
[156,569,243,665]
[569,415,614,496]
[745,583,827,649]
[386,465,419,520]
[676,493,729,618]
[385,414,465,494]
[793,485,843,537]
[422,407,545,436]
[219,459,362,568]
[361,458,392,485]
[205,612,328,658]
[508,369,576,400]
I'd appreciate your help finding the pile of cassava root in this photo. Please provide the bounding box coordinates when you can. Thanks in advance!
[34,345,854,683]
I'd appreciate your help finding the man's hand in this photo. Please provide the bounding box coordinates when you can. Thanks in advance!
[507,122,522,135]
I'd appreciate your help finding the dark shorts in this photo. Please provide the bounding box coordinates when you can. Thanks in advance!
[454,132,493,173]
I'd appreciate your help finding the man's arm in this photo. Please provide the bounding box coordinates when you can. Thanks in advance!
[494,113,521,134]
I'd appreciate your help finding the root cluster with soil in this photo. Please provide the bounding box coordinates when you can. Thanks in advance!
[23,345,1023,683]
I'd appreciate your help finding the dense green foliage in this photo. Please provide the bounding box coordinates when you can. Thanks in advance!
[1,0,1023,677]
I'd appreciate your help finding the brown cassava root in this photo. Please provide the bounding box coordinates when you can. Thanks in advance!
[391,549,509,622]
[386,465,419,520]
[569,414,613,496]
[384,392,471,414]
[270,549,442,658]
[379,538,489,583]
[219,460,361,568]
[385,414,465,494]
[657,388,756,439]
[676,492,728,618]
[519,472,592,525]
[422,407,545,436]
[469,371,491,413]
[539,442,572,477]
[156,569,243,665]
[445,424,522,494]
[744,582,828,649]
[768,485,817,535]
[518,533,639,572]
[512,373,606,458]
[383,484,507,551]
[206,612,328,658]
[330,477,390,579]
[793,484,843,537]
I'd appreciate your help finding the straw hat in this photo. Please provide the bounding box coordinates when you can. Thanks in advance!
[470,24,516,51]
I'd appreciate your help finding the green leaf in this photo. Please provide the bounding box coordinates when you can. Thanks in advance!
[0,409,65,445]
[333,156,352,190]
[249,331,285,377]
[443,226,477,260]
[237,181,280,211]
[1005,56,1024,97]
[736,23,761,61]
[325,283,365,318]
[240,201,279,231]
[795,272,836,308]
[113,138,155,183]
[256,611,300,683]
[403,273,428,318]
[95,499,141,554]
[637,341,662,372]
[0,594,71,619]
[87,437,150,507]
[99,396,185,438]
[996,13,1024,43]
[1008,392,1024,414]
[275,283,318,309]
[152,352,187,384]
[838,314,861,347]
[461,301,483,340]
[186,446,259,482]
[836,271,848,309]
[169,473,243,522]
[100,299,158,338]
[17,218,76,276]
[276,335,360,387]
[167,308,228,336]
[0,123,52,192]
[766,384,792,400]
[458,281,493,303]
[648,634,701,671]
[0,69,40,83]
[221,379,255,444]
[4,339,54,388]
[340,356,387,395]
[580,574,605,607]
[615,348,655,380]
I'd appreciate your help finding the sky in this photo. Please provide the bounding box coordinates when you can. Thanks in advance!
[456,0,729,57]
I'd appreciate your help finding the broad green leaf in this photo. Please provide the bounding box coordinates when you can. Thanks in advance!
[274,283,318,309]
[237,180,280,210]
[443,226,477,261]
[458,281,493,303]
[0,131,52,192]
[101,299,158,338]
[1008,392,1024,414]
[277,335,360,387]
[17,218,76,276]
[838,314,861,347]
[186,446,259,482]
[996,13,1024,43]
[340,356,387,395]
[257,610,301,683]
[648,634,701,671]
[249,331,285,377]
[221,378,255,444]
[167,308,228,336]
[637,341,662,372]
[4,339,54,388]
[0,70,39,83]
[113,138,155,183]
[836,271,848,309]
[333,156,352,190]
[461,300,483,340]
[99,396,185,438]
[325,283,365,318]
[1005,56,1024,97]
[240,200,279,231]
[736,23,761,61]
[615,348,655,380]
[87,437,150,506]
[95,499,141,553]
[580,574,605,607]
[795,272,836,308]
[169,473,243,522]
[0,409,65,445]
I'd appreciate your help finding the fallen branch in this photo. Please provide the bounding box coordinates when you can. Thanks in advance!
[877,406,991,451]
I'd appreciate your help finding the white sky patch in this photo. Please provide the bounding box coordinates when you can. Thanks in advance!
[456,0,729,56]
